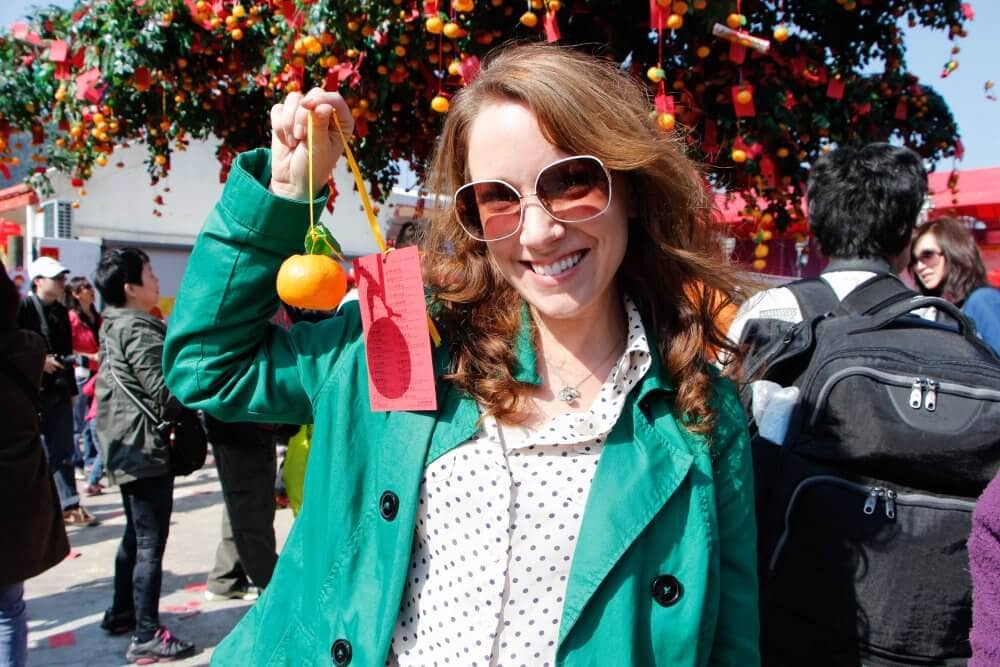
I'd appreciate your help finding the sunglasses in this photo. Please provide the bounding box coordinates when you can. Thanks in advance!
[911,248,943,267]
[454,155,613,242]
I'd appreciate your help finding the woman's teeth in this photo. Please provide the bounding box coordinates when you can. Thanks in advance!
[531,252,583,276]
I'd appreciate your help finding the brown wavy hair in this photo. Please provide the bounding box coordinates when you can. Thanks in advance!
[910,217,987,305]
[422,43,743,434]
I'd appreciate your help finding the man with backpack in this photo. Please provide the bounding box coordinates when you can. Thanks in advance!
[730,143,1000,665]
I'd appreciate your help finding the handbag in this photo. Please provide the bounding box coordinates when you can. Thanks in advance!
[107,366,207,476]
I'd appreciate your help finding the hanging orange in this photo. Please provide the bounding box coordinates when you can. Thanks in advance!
[276,254,348,311]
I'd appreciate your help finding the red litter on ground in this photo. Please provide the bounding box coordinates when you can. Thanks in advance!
[64,549,82,560]
[47,631,75,648]
[183,582,207,592]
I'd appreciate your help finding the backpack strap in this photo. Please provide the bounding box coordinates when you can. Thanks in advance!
[785,278,840,320]
[837,273,915,316]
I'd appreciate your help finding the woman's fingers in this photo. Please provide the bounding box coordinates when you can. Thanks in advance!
[300,89,354,142]
[270,102,288,148]
[281,92,303,146]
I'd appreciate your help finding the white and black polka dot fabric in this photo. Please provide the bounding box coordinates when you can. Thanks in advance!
[389,297,651,666]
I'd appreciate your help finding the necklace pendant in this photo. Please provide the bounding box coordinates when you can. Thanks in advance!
[558,386,581,403]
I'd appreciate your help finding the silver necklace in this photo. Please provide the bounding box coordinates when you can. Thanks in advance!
[548,341,624,403]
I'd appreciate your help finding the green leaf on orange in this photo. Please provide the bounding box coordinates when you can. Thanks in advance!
[304,223,343,260]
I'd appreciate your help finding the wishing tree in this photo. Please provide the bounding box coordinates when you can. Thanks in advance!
[0,0,973,235]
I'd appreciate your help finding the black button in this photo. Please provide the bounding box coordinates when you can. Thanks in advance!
[651,574,682,607]
[331,638,352,665]
[379,491,399,521]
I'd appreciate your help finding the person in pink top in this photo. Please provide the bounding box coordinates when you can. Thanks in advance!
[66,276,104,495]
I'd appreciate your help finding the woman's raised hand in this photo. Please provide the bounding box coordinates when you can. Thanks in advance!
[268,88,354,200]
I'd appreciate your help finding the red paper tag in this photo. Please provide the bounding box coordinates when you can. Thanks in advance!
[731,85,756,117]
[543,11,561,42]
[826,77,845,100]
[459,55,480,83]
[48,39,68,62]
[654,91,674,114]
[894,99,908,120]
[729,41,746,65]
[354,246,437,412]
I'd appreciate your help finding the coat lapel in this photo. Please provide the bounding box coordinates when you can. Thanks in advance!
[557,341,695,646]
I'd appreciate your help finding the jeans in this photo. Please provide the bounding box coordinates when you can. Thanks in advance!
[207,439,278,593]
[110,474,174,642]
[82,421,103,485]
[0,582,27,667]
[72,379,89,469]
[40,391,80,511]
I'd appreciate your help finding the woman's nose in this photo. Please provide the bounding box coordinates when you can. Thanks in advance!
[518,195,565,247]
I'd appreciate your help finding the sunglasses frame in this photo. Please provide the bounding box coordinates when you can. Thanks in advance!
[454,154,614,242]
[911,248,944,268]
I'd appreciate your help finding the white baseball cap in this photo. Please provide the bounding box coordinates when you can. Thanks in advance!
[28,256,70,279]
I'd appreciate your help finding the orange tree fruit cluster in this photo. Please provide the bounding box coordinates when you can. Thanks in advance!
[0,0,970,228]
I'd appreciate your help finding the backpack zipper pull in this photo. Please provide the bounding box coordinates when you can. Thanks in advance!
[909,378,924,409]
[863,487,879,515]
[924,379,937,412]
[884,489,896,519]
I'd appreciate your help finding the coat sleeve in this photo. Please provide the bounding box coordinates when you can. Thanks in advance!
[123,317,183,420]
[163,148,358,426]
[709,379,760,666]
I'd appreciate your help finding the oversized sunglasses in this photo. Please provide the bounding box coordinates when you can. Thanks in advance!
[454,155,613,242]
[911,248,944,267]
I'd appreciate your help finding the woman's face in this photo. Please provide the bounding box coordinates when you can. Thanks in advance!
[912,232,947,291]
[75,282,95,308]
[464,101,630,325]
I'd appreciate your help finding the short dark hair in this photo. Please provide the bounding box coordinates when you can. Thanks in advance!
[95,247,149,307]
[911,217,986,304]
[807,143,927,259]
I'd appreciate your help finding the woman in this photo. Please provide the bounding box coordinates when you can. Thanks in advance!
[911,217,1000,353]
[164,44,757,665]
[66,276,103,494]
[0,261,70,666]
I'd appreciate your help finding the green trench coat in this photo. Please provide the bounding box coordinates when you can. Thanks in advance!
[163,149,760,666]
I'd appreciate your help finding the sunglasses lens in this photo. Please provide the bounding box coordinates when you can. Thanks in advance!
[456,180,522,241]
[536,157,611,223]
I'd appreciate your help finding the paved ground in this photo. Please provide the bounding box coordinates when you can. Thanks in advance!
[25,457,294,667]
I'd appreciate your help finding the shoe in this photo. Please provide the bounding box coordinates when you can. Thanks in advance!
[84,483,103,497]
[63,506,99,527]
[125,627,194,664]
[100,609,136,636]
[75,467,87,481]
[204,585,259,601]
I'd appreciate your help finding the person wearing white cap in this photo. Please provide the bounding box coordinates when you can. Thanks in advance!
[16,256,98,527]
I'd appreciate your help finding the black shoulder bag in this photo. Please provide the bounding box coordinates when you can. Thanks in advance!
[106,365,207,476]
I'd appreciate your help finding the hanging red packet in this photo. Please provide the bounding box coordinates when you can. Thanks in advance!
[354,246,437,412]
[826,77,845,100]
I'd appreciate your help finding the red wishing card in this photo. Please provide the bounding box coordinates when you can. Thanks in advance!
[826,77,845,100]
[354,246,437,412]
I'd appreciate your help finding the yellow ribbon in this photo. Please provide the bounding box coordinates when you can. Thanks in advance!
[318,109,442,347]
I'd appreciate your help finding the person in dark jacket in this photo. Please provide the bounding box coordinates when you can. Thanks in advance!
[0,260,70,667]
[16,256,97,526]
[202,416,289,601]
[93,248,194,663]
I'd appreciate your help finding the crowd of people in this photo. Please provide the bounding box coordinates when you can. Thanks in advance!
[3,42,1000,666]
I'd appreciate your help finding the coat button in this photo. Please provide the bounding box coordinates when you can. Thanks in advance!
[651,574,682,607]
[379,491,399,521]
[331,638,352,665]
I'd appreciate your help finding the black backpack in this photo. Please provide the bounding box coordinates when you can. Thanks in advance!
[738,270,1000,666]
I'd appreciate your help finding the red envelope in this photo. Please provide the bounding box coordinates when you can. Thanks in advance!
[354,246,437,412]
[732,85,756,118]
[826,77,845,100]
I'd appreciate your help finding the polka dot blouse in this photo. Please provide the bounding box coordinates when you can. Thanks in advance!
[389,297,652,666]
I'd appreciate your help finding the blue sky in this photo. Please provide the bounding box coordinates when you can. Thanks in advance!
[3,1,998,171]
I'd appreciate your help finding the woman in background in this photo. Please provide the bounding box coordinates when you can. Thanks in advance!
[911,217,1000,354]
[66,276,104,494]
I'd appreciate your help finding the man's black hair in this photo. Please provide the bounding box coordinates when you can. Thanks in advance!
[94,247,149,307]
[807,143,927,259]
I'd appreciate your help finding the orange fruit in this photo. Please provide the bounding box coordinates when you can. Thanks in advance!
[276,254,348,311]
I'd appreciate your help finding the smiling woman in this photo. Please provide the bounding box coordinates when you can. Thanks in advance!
[163,42,758,666]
